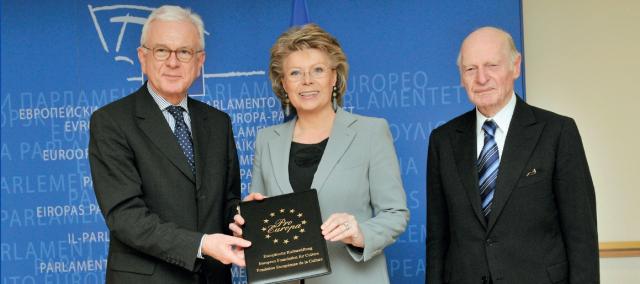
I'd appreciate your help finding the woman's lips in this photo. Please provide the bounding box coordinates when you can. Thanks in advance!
[298,91,319,98]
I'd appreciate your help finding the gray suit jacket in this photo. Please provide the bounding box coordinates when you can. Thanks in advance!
[250,109,409,284]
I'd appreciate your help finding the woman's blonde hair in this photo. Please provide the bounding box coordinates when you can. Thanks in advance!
[269,24,349,107]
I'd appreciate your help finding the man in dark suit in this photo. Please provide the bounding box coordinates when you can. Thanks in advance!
[89,5,250,283]
[426,27,599,284]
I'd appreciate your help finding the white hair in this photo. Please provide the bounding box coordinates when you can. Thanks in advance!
[140,5,205,49]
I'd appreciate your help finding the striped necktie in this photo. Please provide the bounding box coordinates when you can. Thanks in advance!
[477,120,499,220]
[166,106,195,175]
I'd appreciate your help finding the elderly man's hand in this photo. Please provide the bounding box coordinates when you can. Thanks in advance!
[201,234,251,266]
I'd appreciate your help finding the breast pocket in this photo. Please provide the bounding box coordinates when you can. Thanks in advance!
[517,167,550,188]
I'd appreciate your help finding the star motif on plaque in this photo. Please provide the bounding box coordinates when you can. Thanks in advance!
[261,207,307,246]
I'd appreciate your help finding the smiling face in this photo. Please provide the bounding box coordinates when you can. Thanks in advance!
[137,20,205,102]
[459,28,521,117]
[281,48,337,116]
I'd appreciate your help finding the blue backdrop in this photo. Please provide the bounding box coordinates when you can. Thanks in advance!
[1,1,524,283]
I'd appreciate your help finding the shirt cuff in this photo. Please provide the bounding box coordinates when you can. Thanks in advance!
[197,234,206,259]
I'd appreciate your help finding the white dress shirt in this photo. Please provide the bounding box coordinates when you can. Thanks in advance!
[476,92,517,158]
[147,84,192,133]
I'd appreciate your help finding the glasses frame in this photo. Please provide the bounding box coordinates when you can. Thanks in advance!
[284,65,336,82]
[141,45,203,63]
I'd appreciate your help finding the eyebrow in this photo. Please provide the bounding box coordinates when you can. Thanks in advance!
[149,44,198,49]
[285,63,330,69]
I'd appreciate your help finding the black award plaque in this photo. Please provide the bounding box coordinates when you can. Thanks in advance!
[240,189,331,284]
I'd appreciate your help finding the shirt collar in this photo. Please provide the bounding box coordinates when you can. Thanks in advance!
[476,92,516,134]
[147,83,189,113]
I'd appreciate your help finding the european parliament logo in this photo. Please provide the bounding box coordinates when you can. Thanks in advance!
[87,4,265,97]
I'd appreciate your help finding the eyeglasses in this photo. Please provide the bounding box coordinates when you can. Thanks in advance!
[141,45,203,63]
[284,65,334,82]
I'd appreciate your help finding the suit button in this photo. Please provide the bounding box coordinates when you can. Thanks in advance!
[486,238,495,246]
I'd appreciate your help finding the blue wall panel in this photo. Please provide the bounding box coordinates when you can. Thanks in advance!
[1,1,524,283]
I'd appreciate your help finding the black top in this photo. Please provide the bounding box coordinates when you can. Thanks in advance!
[288,138,329,192]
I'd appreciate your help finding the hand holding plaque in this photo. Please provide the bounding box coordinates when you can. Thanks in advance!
[201,233,251,266]
[229,192,267,238]
[239,190,331,284]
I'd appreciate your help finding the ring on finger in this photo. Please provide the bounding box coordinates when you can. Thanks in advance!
[343,222,350,231]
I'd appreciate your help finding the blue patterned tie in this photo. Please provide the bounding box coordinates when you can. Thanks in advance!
[166,106,195,175]
[478,120,499,220]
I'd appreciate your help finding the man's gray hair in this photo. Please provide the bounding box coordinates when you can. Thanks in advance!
[140,5,205,49]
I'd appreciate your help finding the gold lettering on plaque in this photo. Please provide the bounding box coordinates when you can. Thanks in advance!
[261,207,307,245]
[257,247,322,272]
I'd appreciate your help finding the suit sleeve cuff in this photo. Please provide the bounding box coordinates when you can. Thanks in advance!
[197,234,206,259]
[346,245,365,262]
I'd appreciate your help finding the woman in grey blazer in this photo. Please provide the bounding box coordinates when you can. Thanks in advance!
[231,24,409,284]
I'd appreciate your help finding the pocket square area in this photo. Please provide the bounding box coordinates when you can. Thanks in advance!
[526,168,537,177]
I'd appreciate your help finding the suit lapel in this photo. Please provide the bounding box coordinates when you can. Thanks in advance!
[451,111,487,228]
[189,99,207,190]
[312,109,357,192]
[268,119,295,194]
[487,98,544,231]
[135,86,196,183]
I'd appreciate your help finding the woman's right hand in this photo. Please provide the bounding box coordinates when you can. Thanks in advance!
[229,193,267,238]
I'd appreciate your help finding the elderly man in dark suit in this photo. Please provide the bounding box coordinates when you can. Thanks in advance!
[426,27,599,284]
[89,5,250,283]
